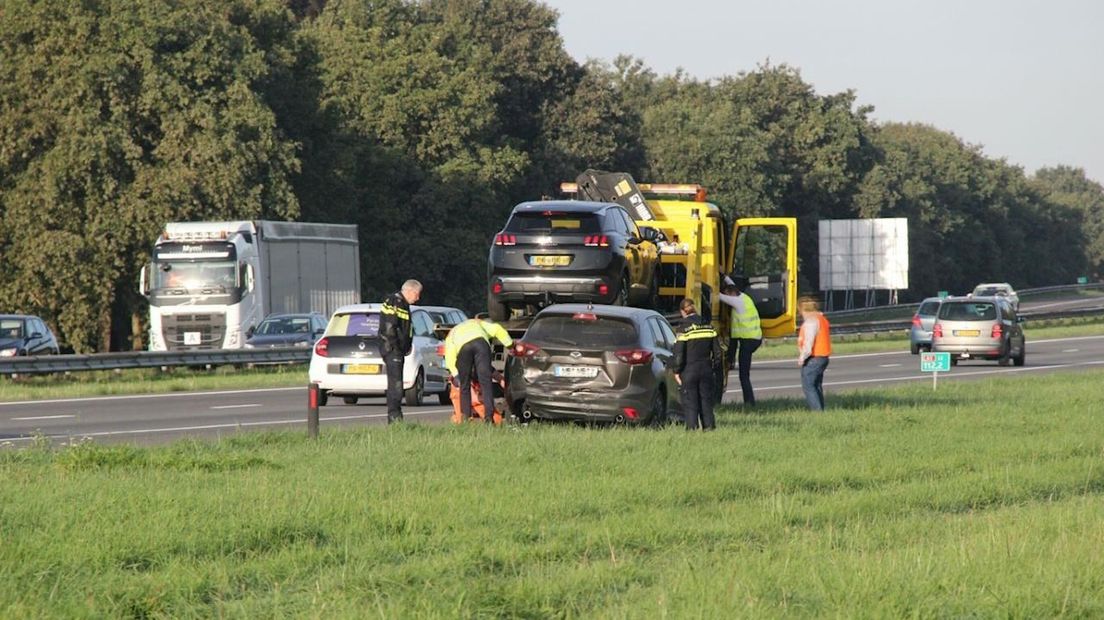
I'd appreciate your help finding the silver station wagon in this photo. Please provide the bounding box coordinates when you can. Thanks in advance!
[931,296,1025,366]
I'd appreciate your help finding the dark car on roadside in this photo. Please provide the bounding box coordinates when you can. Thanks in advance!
[486,201,661,321]
[244,313,327,349]
[931,296,1025,366]
[504,304,683,425]
[0,314,60,357]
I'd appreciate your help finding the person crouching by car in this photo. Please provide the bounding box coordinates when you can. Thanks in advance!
[673,298,724,431]
[797,296,832,411]
[444,313,513,424]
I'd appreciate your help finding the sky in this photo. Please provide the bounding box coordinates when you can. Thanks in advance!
[543,0,1104,184]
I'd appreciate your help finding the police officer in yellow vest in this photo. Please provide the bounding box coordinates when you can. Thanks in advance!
[719,274,762,407]
[673,299,724,431]
[444,314,513,423]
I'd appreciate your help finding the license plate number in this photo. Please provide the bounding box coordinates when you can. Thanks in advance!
[954,330,980,337]
[343,363,381,374]
[554,365,598,378]
[184,331,201,345]
[529,255,571,267]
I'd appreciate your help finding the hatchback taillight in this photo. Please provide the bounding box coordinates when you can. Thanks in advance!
[615,349,653,365]
[494,233,517,246]
[510,341,542,357]
[584,234,609,247]
[932,324,943,338]
[991,323,1002,338]
[314,337,329,357]
[911,314,921,328]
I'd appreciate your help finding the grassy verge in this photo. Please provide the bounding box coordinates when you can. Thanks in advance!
[2,370,1103,616]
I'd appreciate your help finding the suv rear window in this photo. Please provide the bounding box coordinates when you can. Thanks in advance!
[505,212,601,234]
[327,312,380,336]
[917,301,941,316]
[939,302,996,321]
[526,315,637,347]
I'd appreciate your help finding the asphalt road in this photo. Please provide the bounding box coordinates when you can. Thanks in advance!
[3,334,1102,446]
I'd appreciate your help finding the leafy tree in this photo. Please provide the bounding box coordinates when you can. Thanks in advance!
[1032,166,1104,279]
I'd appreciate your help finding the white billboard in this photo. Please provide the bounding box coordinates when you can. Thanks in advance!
[818,218,909,291]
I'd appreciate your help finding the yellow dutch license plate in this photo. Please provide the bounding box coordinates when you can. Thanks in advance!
[529,255,570,267]
[344,363,381,374]
[954,330,980,337]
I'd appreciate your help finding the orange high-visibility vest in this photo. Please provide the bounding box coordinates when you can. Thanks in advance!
[798,313,832,357]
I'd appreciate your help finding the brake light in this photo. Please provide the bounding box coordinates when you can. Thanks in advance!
[494,233,517,246]
[615,349,653,365]
[572,312,597,321]
[314,337,329,357]
[911,314,921,328]
[623,407,639,420]
[932,324,942,338]
[584,235,609,247]
[510,341,542,357]
[597,283,609,296]
[436,344,445,356]
[491,280,503,294]
[991,323,1002,338]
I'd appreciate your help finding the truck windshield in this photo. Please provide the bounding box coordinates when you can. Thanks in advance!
[154,261,237,292]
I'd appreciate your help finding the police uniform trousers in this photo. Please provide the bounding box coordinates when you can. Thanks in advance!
[456,339,495,423]
[384,354,405,423]
[681,360,716,430]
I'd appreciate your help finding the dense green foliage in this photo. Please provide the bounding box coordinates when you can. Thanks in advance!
[1,0,1101,351]
[3,371,1104,616]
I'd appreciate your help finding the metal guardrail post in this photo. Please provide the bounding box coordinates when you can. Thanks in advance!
[307,383,320,439]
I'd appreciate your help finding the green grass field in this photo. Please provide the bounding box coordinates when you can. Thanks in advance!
[2,370,1103,617]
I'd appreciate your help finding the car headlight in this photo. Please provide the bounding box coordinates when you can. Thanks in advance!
[0,348,17,357]
[243,343,255,349]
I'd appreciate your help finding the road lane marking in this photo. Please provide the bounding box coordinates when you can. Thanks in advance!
[879,364,902,368]
[11,414,76,421]
[1063,349,1080,353]
[1,408,454,442]
[210,404,261,410]
[0,387,303,407]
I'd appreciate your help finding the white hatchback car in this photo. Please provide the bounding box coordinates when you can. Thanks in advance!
[308,303,454,406]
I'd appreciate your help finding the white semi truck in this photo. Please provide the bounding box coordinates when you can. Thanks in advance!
[140,221,360,351]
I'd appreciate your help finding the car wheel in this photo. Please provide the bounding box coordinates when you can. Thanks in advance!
[343,396,358,405]
[614,272,630,307]
[997,341,1012,366]
[318,389,329,407]
[910,342,920,355]
[648,387,668,428]
[438,389,452,405]
[488,291,509,322]
[1013,344,1026,367]
[950,357,958,366]
[405,370,424,406]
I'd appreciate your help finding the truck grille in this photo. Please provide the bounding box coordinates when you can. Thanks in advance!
[162,313,226,350]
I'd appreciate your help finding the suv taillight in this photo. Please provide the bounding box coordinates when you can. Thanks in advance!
[991,323,1002,338]
[932,324,943,338]
[494,233,517,246]
[584,234,609,247]
[314,337,329,357]
[510,341,542,357]
[911,314,921,328]
[615,349,653,365]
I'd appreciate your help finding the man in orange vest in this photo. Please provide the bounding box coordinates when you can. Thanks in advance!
[797,296,832,411]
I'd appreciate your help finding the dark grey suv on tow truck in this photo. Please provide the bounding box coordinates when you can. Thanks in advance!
[486,201,660,321]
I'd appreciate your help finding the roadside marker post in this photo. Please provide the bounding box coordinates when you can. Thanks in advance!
[307,383,320,439]
[920,351,951,390]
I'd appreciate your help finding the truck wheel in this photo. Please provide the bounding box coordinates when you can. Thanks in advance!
[404,370,424,406]
[343,396,358,405]
[488,292,509,322]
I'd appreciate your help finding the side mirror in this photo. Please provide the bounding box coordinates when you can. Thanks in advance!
[1016,316,1026,324]
[28,332,42,341]
[244,264,255,292]
[314,328,325,336]
[139,263,150,296]
[639,226,666,243]
[246,326,256,339]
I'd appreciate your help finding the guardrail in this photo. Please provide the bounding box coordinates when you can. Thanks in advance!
[1,347,311,376]
[831,305,1104,335]
[825,283,1104,319]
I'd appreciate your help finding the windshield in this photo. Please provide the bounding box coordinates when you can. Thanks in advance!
[154,261,237,292]
[526,315,637,347]
[505,212,601,234]
[327,313,380,337]
[1,319,23,340]
[256,317,314,336]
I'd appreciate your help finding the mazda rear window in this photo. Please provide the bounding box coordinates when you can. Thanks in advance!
[327,312,380,336]
[938,302,996,321]
[505,212,601,234]
[525,315,637,347]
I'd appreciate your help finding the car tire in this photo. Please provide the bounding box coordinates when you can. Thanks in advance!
[318,389,329,407]
[438,389,452,405]
[648,388,668,428]
[998,341,1012,366]
[488,291,509,322]
[1013,344,1026,367]
[405,370,424,406]
[343,396,359,405]
[950,357,958,366]
[614,272,630,307]
[910,342,920,355]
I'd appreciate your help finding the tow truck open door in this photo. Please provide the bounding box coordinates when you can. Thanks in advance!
[728,218,797,338]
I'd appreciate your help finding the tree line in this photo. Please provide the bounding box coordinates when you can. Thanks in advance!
[2,0,1102,352]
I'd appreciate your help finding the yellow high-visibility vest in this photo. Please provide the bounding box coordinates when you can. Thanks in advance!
[730,294,762,339]
[444,319,513,375]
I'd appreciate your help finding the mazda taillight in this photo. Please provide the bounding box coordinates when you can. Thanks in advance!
[615,349,653,365]
[510,341,542,357]
[494,233,517,246]
[991,323,1002,338]
[584,234,609,247]
[623,407,639,420]
[314,337,329,357]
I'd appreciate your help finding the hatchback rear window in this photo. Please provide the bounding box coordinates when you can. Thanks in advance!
[328,312,380,336]
[939,302,996,321]
[526,315,637,347]
[506,212,601,234]
[917,301,941,316]
[1,319,24,339]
